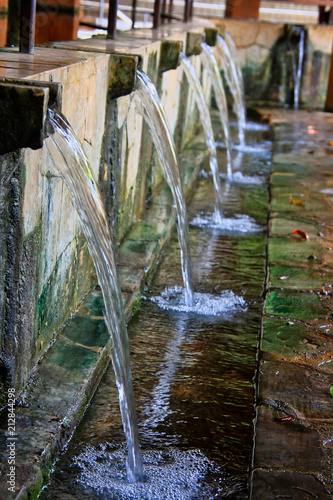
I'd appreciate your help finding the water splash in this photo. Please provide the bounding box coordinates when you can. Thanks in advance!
[245,121,270,132]
[218,141,272,155]
[150,286,246,315]
[179,52,223,224]
[216,35,246,148]
[73,444,227,499]
[201,42,233,179]
[46,108,143,482]
[191,213,262,234]
[134,71,194,307]
[223,171,265,186]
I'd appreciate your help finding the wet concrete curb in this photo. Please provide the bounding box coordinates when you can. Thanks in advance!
[251,109,333,499]
[0,146,207,500]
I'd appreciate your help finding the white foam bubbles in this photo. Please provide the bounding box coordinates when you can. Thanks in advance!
[224,171,265,185]
[191,212,262,234]
[245,121,271,132]
[73,444,226,499]
[150,286,246,316]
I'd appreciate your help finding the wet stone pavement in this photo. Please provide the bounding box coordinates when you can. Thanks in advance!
[252,109,333,499]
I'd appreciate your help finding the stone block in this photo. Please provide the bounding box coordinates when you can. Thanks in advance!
[268,264,332,291]
[0,83,50,154]
[259,358,333,419]
[159,41,182,72]
[108,55,139,99]
[265,290,328,321]
[252,470,330,499]
[254,405,322,472]
[269,217,319,240]
[185,32,203,57]
[204,27,217,47]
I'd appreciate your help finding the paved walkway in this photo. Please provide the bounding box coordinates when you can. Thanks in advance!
[252,109,333,499]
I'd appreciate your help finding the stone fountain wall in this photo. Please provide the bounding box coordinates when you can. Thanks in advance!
[217,19,333,109]
[0,31,212,399]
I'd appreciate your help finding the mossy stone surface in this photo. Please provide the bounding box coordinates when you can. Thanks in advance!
[265,289,328,320]
[269,237,324,266]
[268,263,332,290]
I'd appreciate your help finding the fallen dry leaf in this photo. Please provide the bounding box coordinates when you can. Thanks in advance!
[289,195,305,207]
[260,114,271,122]
[291,229,309,239]
[276,415,295,423]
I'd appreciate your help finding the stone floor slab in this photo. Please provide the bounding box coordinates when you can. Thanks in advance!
[254,406,322,472]
[251,470,330,499]
[265,289,328,321]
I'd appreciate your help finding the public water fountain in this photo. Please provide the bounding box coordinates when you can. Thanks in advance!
[37,62,264,499]
[200,42,233,179]
[46,108,143,482]
[40,112,271,498]
[216,35,246,148]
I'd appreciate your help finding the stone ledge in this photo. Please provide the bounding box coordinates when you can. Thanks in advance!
[252,109,333,498]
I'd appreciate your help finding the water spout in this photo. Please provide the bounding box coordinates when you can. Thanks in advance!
[133,71,194,307]
[46,108,143,482]
[200,42,233,179]
[179,52,223,224]
[216,35,246,148]
[288,27,305,109]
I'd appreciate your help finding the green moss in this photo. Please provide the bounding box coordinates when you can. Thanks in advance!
[262,316,313,358]
[265,290,328,321]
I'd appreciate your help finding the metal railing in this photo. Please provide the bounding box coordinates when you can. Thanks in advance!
[20,0,36,53]
[19,0,194,53]
[19,0,333,54]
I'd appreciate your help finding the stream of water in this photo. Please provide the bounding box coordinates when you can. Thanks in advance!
[216,35,246,149]
[289,28,305,109]
[134,71,194,307]
[179,51,223,224]
[46,108,143,482]
[200,42,233,179]
[224,31,246,108]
